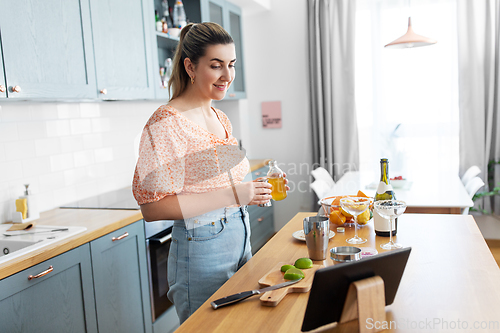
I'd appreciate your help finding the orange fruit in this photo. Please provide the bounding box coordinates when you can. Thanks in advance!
[329,209,346,225]
[332,196,342,206]
[357,190,369,198]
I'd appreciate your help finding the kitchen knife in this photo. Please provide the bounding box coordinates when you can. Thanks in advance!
[211,278,301,309]
[3,228,69,236]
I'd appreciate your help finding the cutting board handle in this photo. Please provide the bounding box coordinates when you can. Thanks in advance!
[260,286,290,306]
[339,275,386,333]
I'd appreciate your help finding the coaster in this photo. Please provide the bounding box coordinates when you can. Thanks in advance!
[358,247,378,258]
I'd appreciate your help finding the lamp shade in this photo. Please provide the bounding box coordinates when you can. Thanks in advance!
[385,17,437,49]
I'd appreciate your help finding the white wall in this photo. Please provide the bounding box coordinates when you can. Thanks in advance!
[0,101,163,223]
[232,0,314,230]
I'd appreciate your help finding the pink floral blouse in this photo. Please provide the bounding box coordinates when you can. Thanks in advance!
[133,105,250,205]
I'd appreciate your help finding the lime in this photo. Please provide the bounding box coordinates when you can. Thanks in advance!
[294,258,313,269]
[284,267,305,280]
[280,264,295,272]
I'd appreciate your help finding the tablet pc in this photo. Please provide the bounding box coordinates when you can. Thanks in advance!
[301,247,412,332]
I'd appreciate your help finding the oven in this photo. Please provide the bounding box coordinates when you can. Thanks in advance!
[145,220,175,322]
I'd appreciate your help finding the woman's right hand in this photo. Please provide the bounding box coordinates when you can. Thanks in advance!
[234,180,272,206]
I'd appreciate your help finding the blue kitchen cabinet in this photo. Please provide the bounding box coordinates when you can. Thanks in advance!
[90,220,153,333]
[151,0,246,100]
[248,203,274,254]
[200,0,246,99]
[0,0,97,99]
[152,32,178,101]
[246,166,275,254]
[0,244,98,333]
[224,2,246,99]
[89,0,156,100]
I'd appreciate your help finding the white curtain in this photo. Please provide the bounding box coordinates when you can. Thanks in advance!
[307,0,359,180]
[457,0,500,214]
[355,0,459,180]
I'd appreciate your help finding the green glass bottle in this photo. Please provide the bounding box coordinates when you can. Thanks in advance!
[374,158,397,236]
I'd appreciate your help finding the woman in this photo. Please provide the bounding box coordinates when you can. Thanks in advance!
[133,22,283,323]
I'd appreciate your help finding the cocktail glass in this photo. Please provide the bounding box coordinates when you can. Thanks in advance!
[340,197,371,244]
[374,200,407,250]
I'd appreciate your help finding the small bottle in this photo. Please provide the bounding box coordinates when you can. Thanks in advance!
[172,0,187,29]
[20,184,40,221]
[159,67,166,88]
[374,158,397,236]
[267,160,287,201]
[162,0,173,28]
[164,58,172,80]
[155,10,163,32]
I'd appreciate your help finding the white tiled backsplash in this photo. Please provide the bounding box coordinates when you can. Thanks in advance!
[0,101,165,223]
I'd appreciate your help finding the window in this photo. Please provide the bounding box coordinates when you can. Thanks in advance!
[355,0,459,179]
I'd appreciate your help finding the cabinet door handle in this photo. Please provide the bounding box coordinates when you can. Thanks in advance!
[112,232,129,241]
[229,93,236,97]
[28,265,53,280]
[11,85,21,93]
[0,85,5,93]
[100,88,107,95]
[258,217,264,222]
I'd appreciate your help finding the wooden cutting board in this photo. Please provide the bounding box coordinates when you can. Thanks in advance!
[258,262,324,306]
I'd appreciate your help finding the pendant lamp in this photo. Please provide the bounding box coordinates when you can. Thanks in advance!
[384,17,437,49]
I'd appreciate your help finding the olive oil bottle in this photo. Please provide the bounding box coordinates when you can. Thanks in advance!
[374,158,397,236]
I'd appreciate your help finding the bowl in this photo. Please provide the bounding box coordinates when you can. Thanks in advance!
[390,179,408,188]
[330,246,362,263]
[318,196,341,216]
[168,28,180,38]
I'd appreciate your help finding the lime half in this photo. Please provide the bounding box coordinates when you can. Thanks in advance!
[281,264,295,272]
[284,267,305,280]
[294,258,313,269]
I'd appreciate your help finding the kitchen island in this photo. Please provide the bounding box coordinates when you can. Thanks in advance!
[176,213,500,332]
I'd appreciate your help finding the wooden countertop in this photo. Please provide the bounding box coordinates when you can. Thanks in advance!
[176,213,500,333]
[249,159,269,172]
[0,159,269,280]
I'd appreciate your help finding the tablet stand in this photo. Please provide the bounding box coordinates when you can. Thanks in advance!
[339,276,386,333]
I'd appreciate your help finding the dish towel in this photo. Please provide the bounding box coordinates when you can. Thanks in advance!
[7,222,36,231]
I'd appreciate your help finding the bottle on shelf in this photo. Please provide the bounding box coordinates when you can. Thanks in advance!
[164,58,172,80]
[172,0,187,29]
[374,158,397,236]
[267,160,287,201]
[159,67,166,88]
[162,0,173,28]
[155,10,163,32]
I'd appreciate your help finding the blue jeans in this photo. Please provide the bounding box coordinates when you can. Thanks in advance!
[167,206,252,324]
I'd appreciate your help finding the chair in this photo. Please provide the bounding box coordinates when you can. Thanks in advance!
[311,167,335,188]
[310,179,331,200]
[461,165,481,186]
[463,176,485,215]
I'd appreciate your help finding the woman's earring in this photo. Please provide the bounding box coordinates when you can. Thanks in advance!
[191,76,195,84]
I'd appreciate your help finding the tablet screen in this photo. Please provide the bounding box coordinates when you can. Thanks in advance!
[301,247,412,332]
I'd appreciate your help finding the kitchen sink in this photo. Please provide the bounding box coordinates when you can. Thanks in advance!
[0,224,87,265]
